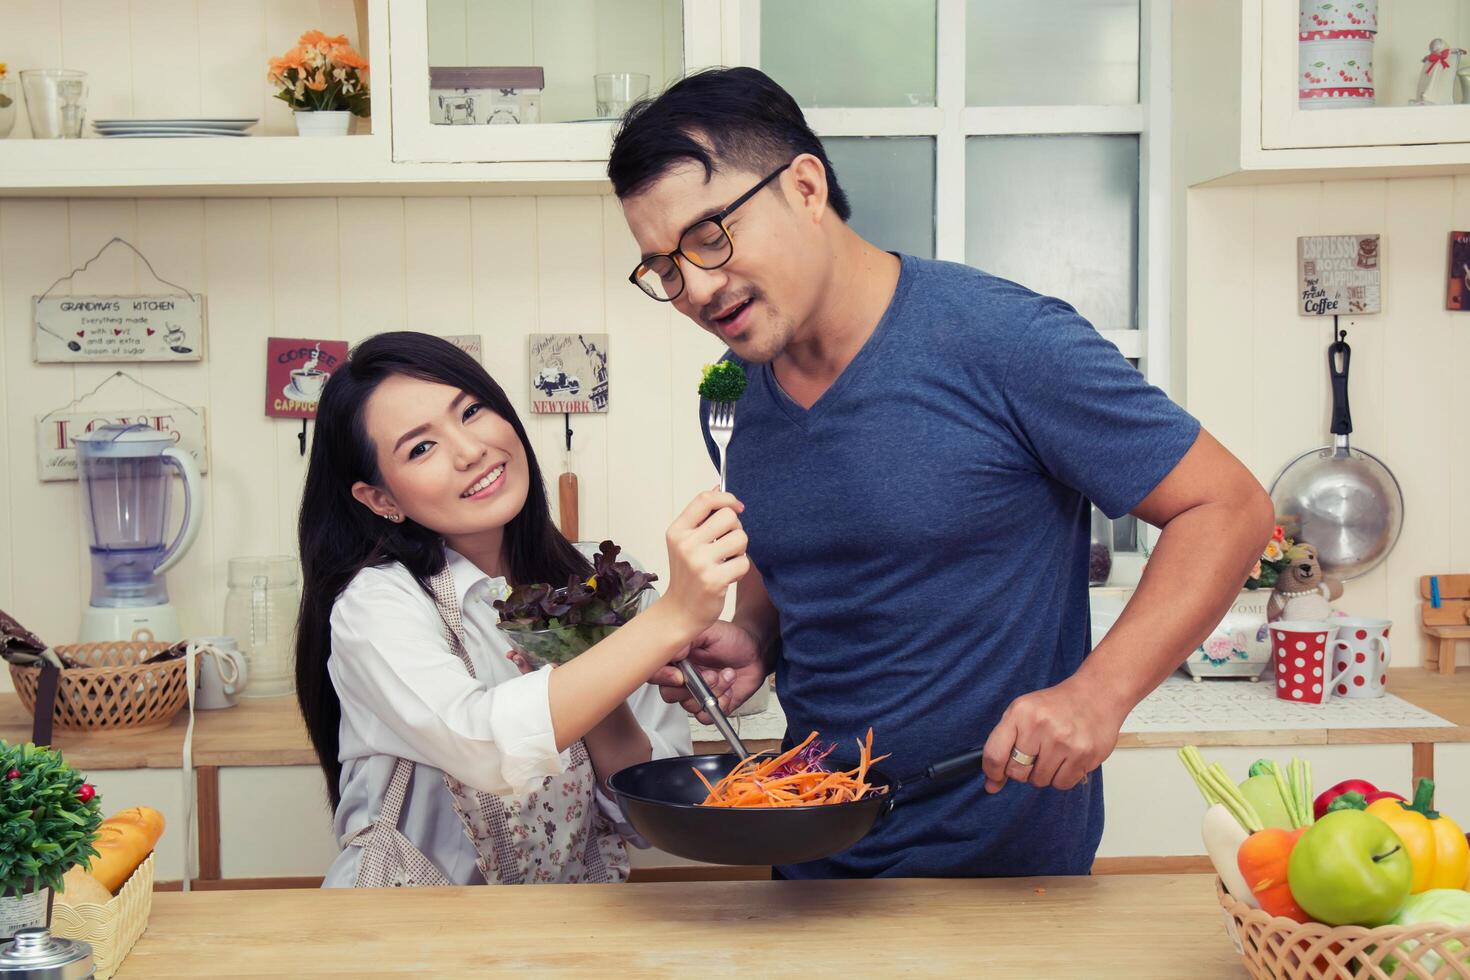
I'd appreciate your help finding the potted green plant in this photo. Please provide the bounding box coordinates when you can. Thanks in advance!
[0,742,102,939]
[268,30,370,137]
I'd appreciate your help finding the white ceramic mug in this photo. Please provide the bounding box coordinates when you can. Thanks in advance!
[1329,617,1392,698]
[188,637,249,709]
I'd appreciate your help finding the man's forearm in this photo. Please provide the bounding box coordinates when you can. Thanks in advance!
[730,565,781,674]
[1074,495,1272,716]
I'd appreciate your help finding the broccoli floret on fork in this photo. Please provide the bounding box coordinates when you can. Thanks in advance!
[697,360,747,403]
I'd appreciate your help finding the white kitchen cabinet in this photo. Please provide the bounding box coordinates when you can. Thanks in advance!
[0,0,731,197]
[1179,0,1470,187]
[387,0,723,164]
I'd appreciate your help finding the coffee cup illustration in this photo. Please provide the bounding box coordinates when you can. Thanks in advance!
[289,367,328,400]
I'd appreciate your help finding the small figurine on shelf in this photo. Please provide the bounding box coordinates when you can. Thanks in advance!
[1268,543,1344,622]
[1411,38,1467,106]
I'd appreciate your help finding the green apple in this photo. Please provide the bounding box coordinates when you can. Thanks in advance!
[1288,810,1413,926]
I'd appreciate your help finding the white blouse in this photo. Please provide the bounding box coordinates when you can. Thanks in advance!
[322,546,690,887]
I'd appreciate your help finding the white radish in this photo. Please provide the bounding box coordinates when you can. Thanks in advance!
[1202,803,1258,908]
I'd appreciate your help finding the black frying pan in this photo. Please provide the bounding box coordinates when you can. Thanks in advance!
[608,748,988,866]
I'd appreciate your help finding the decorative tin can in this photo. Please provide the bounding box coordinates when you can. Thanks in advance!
[429,66,544,125]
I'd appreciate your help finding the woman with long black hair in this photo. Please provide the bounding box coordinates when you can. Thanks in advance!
[296,331,747,886]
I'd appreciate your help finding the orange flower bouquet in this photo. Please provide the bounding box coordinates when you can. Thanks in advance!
[268,30,370,117]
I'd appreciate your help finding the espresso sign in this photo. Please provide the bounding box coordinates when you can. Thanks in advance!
[36,407,209,482]
[33,294,206,362]
[1298,234,1382,316]
[265,337,348,419]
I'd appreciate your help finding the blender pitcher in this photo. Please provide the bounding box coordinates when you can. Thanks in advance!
[74,422,202,642]
[224,556,300,698]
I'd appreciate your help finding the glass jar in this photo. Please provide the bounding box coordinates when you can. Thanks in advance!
[223,556,300,698]
[1088,505,1113,587]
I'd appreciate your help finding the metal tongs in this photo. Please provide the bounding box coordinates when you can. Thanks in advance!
[677,662,751,759]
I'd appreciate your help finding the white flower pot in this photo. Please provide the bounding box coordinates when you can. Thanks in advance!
[1182,589,1273,681]
[0,885,52,940]
[293,110,351,137]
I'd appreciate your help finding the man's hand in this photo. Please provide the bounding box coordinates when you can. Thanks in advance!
[650,621,768,723]
[980,679,1129,793]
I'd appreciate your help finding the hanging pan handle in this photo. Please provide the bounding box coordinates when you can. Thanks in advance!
[1328,329,1353,439]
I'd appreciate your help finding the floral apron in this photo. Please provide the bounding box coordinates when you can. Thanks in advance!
[347,566,627,886]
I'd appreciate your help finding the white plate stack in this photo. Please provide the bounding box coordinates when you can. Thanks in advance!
[91,118,258,138]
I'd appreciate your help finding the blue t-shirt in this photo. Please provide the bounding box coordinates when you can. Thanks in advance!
[700,254,1200,879]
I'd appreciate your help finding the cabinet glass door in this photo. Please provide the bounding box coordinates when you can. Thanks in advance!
[1262,0,1470,150]
[390,0,718,163]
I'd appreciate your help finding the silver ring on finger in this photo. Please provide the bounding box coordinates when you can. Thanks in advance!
[1009,747,1036,767]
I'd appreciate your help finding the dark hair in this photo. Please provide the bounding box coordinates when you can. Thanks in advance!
[295,331,591,809]
[607,66,851,221]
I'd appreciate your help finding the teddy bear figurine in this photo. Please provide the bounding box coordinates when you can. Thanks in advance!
[1267,543,1343,622]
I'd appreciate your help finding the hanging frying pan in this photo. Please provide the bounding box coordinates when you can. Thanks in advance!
[1269,330,1403,580]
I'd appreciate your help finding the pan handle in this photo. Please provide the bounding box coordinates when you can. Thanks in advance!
[925,749,988,783]
[1328,329,1352,439]
[894,748,989,795]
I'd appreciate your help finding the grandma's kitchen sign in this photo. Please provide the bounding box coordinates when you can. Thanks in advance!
[1298,234,1381,316]
[529,333,608,414]
[33,294,206,362]
[36,408,208,482]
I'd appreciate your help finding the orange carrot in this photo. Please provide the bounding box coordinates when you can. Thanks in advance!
[696,729,890,808]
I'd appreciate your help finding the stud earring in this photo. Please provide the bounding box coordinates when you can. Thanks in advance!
[385,512,403,523]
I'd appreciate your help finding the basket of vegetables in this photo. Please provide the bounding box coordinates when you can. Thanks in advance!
[493,540,657,666]
[1182,747,1470,978]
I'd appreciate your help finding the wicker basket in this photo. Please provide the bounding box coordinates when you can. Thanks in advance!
[1217,878,1470,978]
[8,640,189,734]
[51,853,154,980]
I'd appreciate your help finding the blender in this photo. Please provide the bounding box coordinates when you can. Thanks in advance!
[74,423,203,642]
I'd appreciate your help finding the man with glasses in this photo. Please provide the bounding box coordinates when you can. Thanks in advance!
[612,67,1272,880]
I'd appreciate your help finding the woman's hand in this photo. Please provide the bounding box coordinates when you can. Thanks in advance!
[660,489,750,645]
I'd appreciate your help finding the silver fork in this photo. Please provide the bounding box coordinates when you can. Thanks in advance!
[707,401,736,491]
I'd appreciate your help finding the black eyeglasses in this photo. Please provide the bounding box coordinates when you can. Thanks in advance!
[628,163,792,302]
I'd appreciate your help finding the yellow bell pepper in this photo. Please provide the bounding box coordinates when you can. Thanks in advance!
[1365,778,1469,893]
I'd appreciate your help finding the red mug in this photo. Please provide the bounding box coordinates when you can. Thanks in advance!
[1270,621,1341,704]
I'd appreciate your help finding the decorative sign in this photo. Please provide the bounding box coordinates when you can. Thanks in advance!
[528,333,608,414]
[36,407,208,482]
[444,334,483,362]
[1448,231,1470,312]
[33,294,206,362]
[265,337,348,419]
[1297,234,1381,316]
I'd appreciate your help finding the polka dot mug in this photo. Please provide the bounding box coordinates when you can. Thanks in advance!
[1327,616,1392,699]
[1270,621,1341,705]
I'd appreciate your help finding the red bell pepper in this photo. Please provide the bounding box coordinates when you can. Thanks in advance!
[1313,779,1404,820]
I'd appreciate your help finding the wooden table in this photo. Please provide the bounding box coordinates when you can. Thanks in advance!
[4,667,1466,886]
[115,874,1242,977]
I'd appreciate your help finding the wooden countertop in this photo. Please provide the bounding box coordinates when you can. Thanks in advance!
[117,874,1241,977]
[3,666,1466,771]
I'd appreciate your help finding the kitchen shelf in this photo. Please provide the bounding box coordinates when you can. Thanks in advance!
[0,134,613,198]
[1178,0,1470,187]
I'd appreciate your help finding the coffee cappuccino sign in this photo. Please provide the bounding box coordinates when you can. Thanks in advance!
[33,294,206,362]
[265,337,348,419]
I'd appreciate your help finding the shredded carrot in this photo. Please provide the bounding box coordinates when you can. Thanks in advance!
[697,729,890,808]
